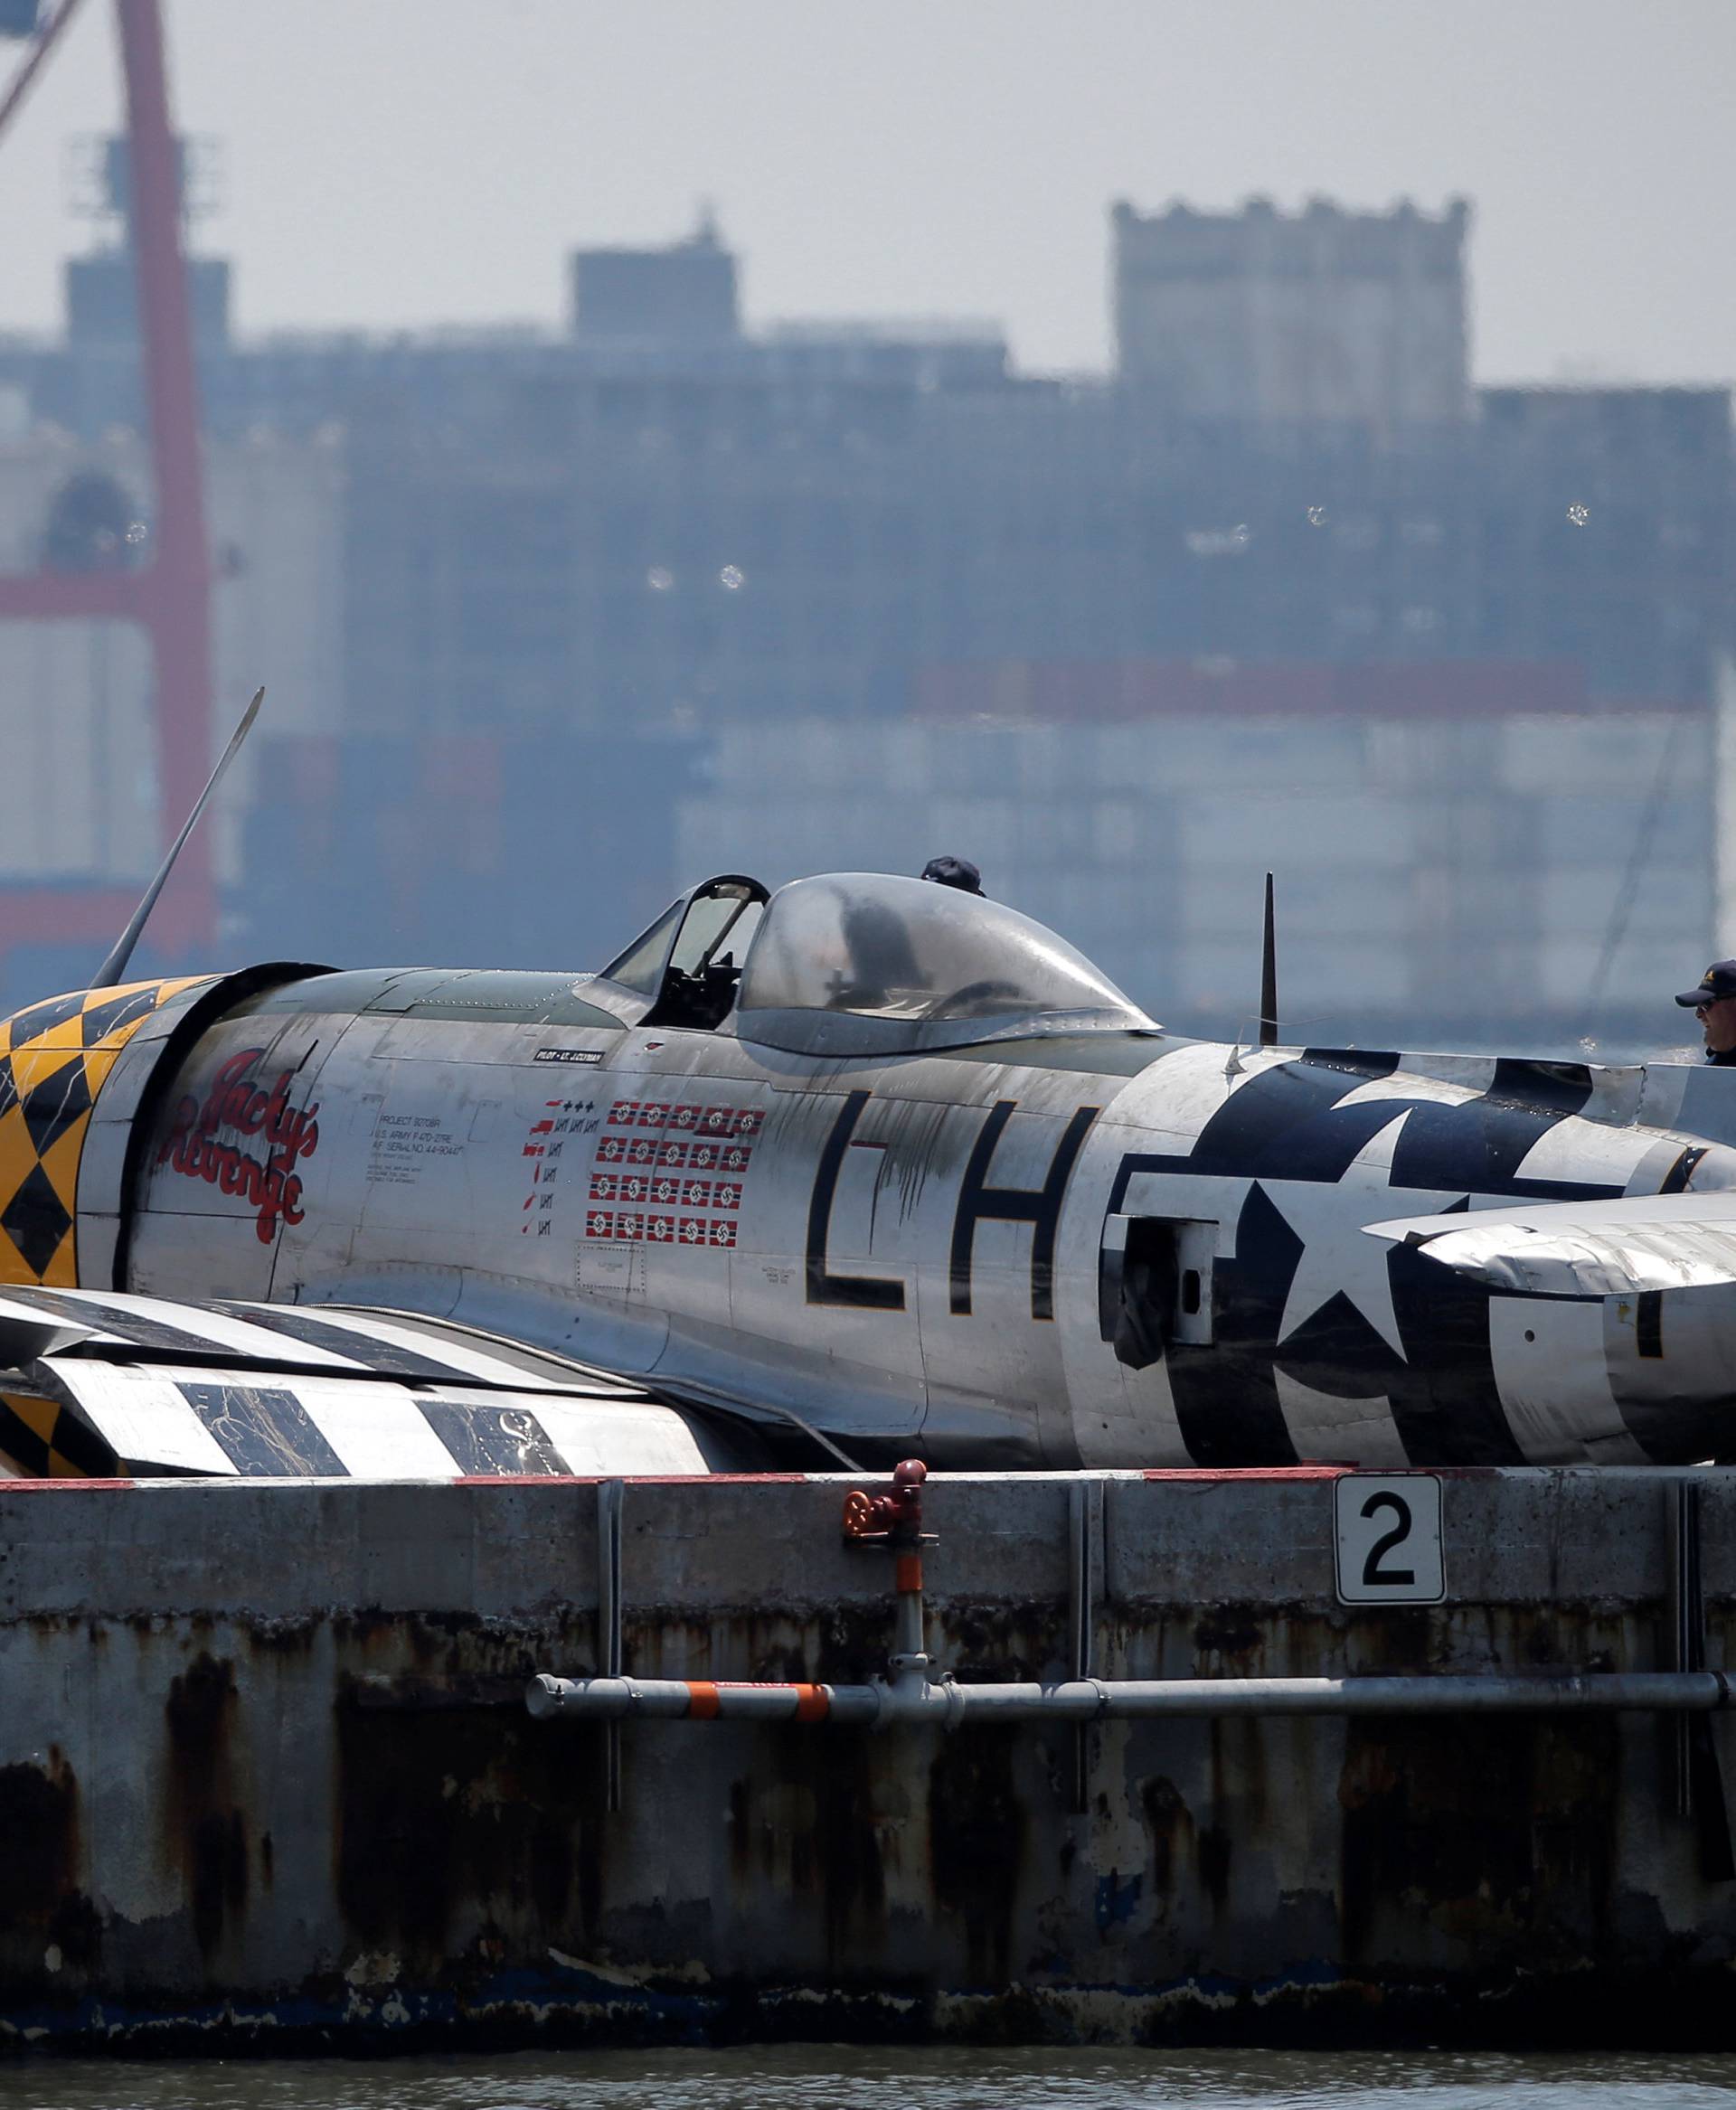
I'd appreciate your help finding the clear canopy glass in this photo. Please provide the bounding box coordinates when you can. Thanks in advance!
[735,871,1154,1054]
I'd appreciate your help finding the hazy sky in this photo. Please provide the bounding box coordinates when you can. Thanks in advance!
[3,0,1732,384]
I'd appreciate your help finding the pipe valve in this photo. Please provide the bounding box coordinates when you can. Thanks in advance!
[841,1456,927,1542]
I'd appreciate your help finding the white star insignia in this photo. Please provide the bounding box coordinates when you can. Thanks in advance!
[1260,1111,1465,1363]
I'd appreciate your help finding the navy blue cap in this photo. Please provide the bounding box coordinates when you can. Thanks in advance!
[920,855,984,896]
[1676,960,1736,1006]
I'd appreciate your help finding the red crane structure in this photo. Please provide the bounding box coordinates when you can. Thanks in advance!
[0,0,214,963]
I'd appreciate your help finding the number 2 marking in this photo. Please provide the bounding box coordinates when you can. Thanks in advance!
[1335,1474,1442,1605]
[1360,1492,1416,1587]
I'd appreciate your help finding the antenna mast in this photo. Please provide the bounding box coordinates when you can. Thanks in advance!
[1259,871,1278,1049]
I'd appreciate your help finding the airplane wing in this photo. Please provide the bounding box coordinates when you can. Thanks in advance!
[1365,1190,1736,1298]
[0,1286,746,1479]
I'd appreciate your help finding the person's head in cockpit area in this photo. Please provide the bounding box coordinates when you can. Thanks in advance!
[920,856,984,897]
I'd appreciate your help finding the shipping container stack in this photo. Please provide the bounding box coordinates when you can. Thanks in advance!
[237,726,707,975]
[0,212,1730,1059]
[675,664,1712,1058]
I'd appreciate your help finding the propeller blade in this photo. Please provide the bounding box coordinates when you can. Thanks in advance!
[90,684,264,991]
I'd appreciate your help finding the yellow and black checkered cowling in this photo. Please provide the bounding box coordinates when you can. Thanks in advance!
[0,975,212,1291]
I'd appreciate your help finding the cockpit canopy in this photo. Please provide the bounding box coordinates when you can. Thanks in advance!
[588,870,1155,1053]
[735,872,1153,1055]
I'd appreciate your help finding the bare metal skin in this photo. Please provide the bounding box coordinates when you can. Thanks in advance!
[50,871,1736,1474]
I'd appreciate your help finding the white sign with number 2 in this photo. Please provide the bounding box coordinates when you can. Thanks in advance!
[1334,1474,1445,1605]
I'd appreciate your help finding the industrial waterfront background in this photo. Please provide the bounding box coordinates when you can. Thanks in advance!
[0,7,1732,1057]
[6,1466,1736,2051]
[4,2,1736,2077]
[1,202,1726,1057]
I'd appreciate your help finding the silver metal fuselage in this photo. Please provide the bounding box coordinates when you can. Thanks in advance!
[118,974,1736,1471]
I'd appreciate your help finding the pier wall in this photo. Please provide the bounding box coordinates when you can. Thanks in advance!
[2,1466,1734,2049]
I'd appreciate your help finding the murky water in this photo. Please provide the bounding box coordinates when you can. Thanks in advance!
[2,2049,1735,2109]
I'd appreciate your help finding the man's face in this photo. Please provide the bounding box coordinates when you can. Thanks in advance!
[1698,994,1736,1052]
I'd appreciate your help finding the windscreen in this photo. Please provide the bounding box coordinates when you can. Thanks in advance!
[670,890,761,974]
[737,872,1147,1050]
[599,898,684,998]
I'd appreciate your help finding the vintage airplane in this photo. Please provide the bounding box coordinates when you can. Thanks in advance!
[4,703,1736,1482]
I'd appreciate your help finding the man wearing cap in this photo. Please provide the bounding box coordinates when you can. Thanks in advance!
[920,855,985,897]
[1675,961,1736,1066]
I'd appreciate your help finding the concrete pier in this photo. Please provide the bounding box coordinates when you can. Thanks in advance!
[3,1465,1736,2050]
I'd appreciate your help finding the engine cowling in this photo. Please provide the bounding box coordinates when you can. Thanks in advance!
[0,966,325,1294]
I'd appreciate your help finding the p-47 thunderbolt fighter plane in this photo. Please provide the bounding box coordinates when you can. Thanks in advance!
[3,866,1736,1482]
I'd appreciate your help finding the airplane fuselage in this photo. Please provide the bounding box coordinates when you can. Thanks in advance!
[99,967,1736,1470]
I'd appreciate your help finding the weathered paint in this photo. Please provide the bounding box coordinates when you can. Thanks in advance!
[20,890,1736,1484]
[0,976,212,1289]
[2,1466,1736,2051]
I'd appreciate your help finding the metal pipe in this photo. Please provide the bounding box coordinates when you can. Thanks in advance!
[597,1476,623,1813]
[1066,1477,1099,1813]
[529,1676,887,1725]
[890,1548,928,1684]
[527,1668,1732,1728]
[532,1462,1732,1736]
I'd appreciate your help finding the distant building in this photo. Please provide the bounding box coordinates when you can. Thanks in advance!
[1112,196,1472,430]
[571,218,741,344]
[1477,386,1731,702]
[0,193,1731,1053]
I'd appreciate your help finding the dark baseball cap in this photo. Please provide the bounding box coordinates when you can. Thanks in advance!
[920,855,984,896]
[1675,961,1736,1007]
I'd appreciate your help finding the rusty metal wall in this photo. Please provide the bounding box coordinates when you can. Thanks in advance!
[2,1465,1735,2051]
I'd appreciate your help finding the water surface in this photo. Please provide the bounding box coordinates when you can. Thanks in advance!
[3,2048,1736,2109]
